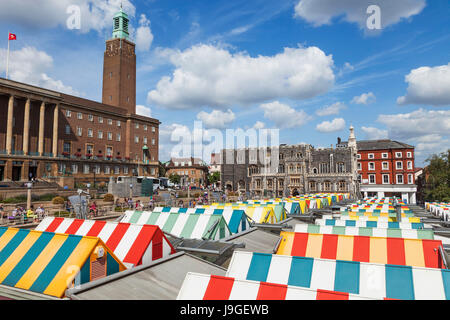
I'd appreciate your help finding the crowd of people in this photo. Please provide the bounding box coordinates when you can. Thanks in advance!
[0,204,45,224]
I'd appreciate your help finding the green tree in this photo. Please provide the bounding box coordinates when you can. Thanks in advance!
[169,173,181,184]
[424,149,450,202]
[208,172,221,185]
[158,161,167,178]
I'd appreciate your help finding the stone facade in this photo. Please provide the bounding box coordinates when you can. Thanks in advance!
[221,128,359,198]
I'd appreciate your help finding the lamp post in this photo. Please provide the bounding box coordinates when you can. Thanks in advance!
[129,183,133,200]
[86,183,91,201]
[26,182,33,211]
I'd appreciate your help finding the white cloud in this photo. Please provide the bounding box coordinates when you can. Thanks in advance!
[0,0,136,34]
[0,46,77,95]
[351,92,376,105]
[378,109,450,140]
[253,121,266,130]
[147,44,335,109]
[294,0,426,31]
[316,102,346,116]
[135,14,154,52]
[260,101,311,129]
[397,63,450,106]
[196,109,236,129]
[136,105,152,117]
[377,109,450,164]
[316,118,346,133]
[361,126,388,140]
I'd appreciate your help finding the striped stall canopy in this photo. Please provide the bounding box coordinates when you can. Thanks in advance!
[294,224,434,240]
[244,207,277,224]
[35,217,176,268]
[225,251,450,300]
[0,227,126,298]
[323,215,421,223]
[277,231,445,269]
[125,208,250,235]
[315,219,425,230]
[426,202,450,220]
[340,211,415,218]
[120,211,232,240]
[176,272,379,300]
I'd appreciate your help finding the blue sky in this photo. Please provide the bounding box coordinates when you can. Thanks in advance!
[0,0,449,165]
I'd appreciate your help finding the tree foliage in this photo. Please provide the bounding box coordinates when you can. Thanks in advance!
[424,149,450,202]
[208,172,220,184]
[169,173,181,184]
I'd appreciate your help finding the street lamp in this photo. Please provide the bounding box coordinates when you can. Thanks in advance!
[26,182,33,211]
[129,183,133,200]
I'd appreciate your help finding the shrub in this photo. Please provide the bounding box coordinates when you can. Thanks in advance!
[103,193,114,202]
[39,194,58,201]
[52,196,65,205]
[54,211,70,217]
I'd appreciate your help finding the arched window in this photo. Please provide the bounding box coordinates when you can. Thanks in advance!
[312,168,318,174]
[337,162,346,173]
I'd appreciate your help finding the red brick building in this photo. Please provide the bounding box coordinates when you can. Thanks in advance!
[0,7,159,185]
[165,157,209,188]
[356,140,417,203]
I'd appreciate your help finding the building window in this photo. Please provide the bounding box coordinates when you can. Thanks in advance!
[77,112,83,120]
[87,128,93,138]
[117,120,121,127]
[396,161,403,170]
[382,174,389,184]
[98,116,103,123]
[408,174,413,184]
[357,162,361,170]
[320,163,330,174]
[72,164,78,174]
[135,123,139,129]
[63,143,71,155]
[108,119,113,125]
[368,162,375,170]
[152,126,156,133]
[397,174,404,184]
[94,165,101,174]
[382,162,389,170]
[324,181,331,191]
[116,133,121,142]
[106,147,113,157]
[124,167,128,174]
[368,153,374,159]
[357,154,361,159]
[110,72,113,79]
[84,165,90,174]
[312,168,318,174]
[98,131,103,139]
[109,96,112,101]
[309,181,316,191]
[337,162,345,173]
[86,144,94,155]
[382,153,388,159]
[396,152,402,158]
[407,152,412,158]
[135,136,139,143]
[115,166,120,174]
[108,132,112,141]
[144,125,148,131]
[77,127,82,136]
[105,166,110,174]
[66,110,71,117]
[143,137,148,145]
[65,125,71,135]
[407,161,413,170]
[88,114,93,122]
[369,174,376,184]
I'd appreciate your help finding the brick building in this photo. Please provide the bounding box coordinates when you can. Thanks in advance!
[354,140,417,204]
[0,7,159,185]
[165,157,209,188]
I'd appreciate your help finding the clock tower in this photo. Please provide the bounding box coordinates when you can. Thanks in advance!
[102,6,136,114]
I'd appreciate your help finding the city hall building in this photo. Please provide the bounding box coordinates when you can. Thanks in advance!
[0,7,160,185]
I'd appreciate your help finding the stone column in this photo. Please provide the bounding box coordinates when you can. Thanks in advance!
[23,98,31,155]
[126,119,132,158]
[38,101,45,156]
[52,104,59,157]
[6,95,14,155]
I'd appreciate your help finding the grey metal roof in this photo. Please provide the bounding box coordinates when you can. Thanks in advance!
[356,140,414,151]
[65,252,226,300]
[223,228,282,254]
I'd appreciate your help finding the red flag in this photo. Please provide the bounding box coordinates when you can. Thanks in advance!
[9,33,16,41]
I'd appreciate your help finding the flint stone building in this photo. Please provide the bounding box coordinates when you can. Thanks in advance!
[221,127,359,198]
[0,7,160,185]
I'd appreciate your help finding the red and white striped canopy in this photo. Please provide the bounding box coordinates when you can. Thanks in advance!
[35,217,176,268]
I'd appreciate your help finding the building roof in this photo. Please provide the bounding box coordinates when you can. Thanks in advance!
[35,218,176,268]
[355,139,414,151]
[223,228,281,254]
[0,227,126,298]
[65,252,226,300]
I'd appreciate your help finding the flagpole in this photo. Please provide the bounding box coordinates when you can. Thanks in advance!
[6,31,10,79]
